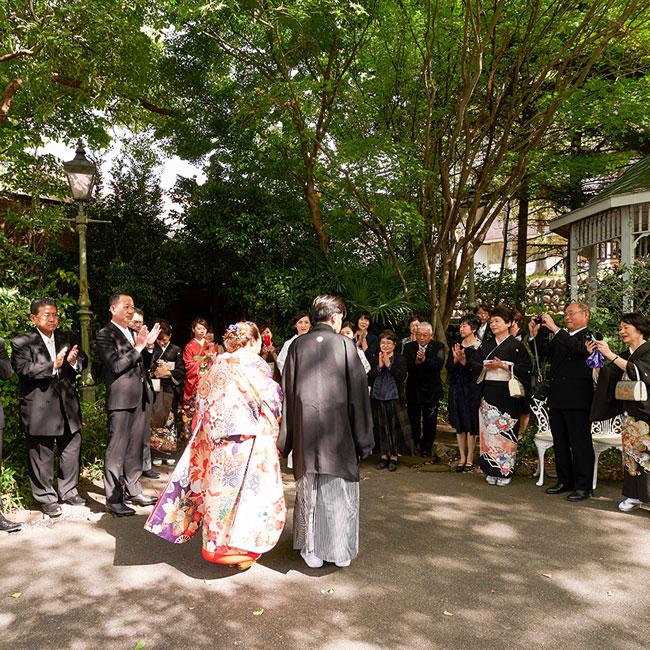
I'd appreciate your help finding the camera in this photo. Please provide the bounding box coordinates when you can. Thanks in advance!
[533,316,543,324]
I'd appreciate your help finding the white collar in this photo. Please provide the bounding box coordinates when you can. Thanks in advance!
[112,321,135,344]
[568,326,587,337]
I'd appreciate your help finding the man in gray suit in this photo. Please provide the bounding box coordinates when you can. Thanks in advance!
[0,337,20,531]
[11,298,88,518]
[97,293,160,517]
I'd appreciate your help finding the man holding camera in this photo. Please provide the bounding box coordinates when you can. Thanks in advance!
[529,303,597,502]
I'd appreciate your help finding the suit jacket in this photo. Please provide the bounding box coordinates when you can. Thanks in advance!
[404,340,446,405]
[0,338,12,431]
[277,323,375,482]
[10,328,87,436]
[151,341,185,403]
[532,327,598,410]
[97,322,153,411]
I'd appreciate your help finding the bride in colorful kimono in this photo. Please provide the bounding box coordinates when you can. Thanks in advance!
[145,321,286,570]
[469,305,532,486]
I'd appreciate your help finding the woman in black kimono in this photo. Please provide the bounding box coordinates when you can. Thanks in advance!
[471,306,532,486]
[588,313,650,512]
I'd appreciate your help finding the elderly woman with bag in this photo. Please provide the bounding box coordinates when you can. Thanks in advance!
[588,313,650,513]
[470,306,532,486]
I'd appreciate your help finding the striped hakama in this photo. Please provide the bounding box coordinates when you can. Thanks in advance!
[293,473,359,564]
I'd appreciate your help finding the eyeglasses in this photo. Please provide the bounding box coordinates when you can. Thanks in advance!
[564,310,586,317]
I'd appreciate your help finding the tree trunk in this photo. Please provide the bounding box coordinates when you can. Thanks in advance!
[0,78,22,127]
[515,179,529,309]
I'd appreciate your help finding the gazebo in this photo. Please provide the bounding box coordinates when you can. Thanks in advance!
[550,156,650,310]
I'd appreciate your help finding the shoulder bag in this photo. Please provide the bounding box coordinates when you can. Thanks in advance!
[615,362,648,402]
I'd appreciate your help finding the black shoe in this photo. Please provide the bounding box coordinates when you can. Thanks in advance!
[388,460,398,472]
[545,483,573,495]
[42,503,63,518]
[125,494,157,507]
[64,495,87,507]
[376,458,389,470]
[0,514,21,533]
[106,502,136,517]
[456,463,466,473]
[142,470,161,479]
[567,489,592,502]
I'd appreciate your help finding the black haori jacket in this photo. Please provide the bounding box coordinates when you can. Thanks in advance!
[278,323,375,482]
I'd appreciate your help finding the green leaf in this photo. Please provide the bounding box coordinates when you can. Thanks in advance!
[134,642,146,649]
[252,609,264,616]
[11,592,21,599]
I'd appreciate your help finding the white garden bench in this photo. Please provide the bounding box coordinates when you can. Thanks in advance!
[531,396,623,490]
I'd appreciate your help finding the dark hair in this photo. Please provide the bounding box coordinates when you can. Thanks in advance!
[474,304,490,314]
[30,298,57,316]
[292,310,311,325]
[407,315,423,326]
[511,309,523,325]
[191,317,209,331]
[155,318,172,336]
[108,292,130,307]
[223,321,260,352]
[357,311,372,325]
[621,313,650,339]
[490,305,513,324]
[379,329,398,344]
[259,324,272,334]
[460,314,481,333]
[133,307,144,317]
[311,295,347,323]
[341,321,356,333]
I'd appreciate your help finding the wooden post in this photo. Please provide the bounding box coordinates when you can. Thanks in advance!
[588,245,598,309]
[568,228,579,302]
[620,206,634,311]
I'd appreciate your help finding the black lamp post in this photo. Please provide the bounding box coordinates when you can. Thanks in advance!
[64,140,98,402]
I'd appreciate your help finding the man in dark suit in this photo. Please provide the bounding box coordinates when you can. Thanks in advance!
[0,337,21,531]
[530,303,598,502]
[11,298,88,517]
[404,321,446,457]
[97,293,160,517]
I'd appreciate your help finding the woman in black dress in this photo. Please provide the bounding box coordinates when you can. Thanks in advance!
[447,314,481,472]
[369,330,415,471]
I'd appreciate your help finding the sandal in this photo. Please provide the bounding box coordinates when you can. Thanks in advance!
[456,462,466,473]
[464,464,474,472]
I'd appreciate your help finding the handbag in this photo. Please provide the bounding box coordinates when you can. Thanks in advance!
[508,364,526,398]
[151,390,174,428]
[615,363,648,402]
[531,338,549,403]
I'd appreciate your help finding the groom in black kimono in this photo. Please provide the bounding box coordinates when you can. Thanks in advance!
[278,295,374,569]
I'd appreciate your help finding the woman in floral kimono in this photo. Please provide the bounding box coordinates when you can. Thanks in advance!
[471,306,531,486]
[180,317,216,441]
[588,313,650,513]
[145,321,286,570]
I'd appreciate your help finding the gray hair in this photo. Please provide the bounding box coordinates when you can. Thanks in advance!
[416,321,433,334]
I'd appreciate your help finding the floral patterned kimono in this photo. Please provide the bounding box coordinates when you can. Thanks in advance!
[472,335,532,479]
[181,338,216,441]
[145,352,286,564]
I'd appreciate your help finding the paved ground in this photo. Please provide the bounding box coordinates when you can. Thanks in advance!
[2,441,650,650]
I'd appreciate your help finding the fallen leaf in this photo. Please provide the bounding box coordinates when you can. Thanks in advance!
[328,588,335,594]
[378,496,385,499]
[362,477,370,480]
[490,589,496,593]
[569,596,575,600]
[541,573,552,579]
[443,610,454,616]
[607,591,612,596]
[204,580,212,585]
[134,643,146,650]
[11,593,21,599]
[253,609,264,616]
[189,607,195,610]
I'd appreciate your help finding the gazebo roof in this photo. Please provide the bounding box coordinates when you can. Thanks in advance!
[550,156,650,238]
